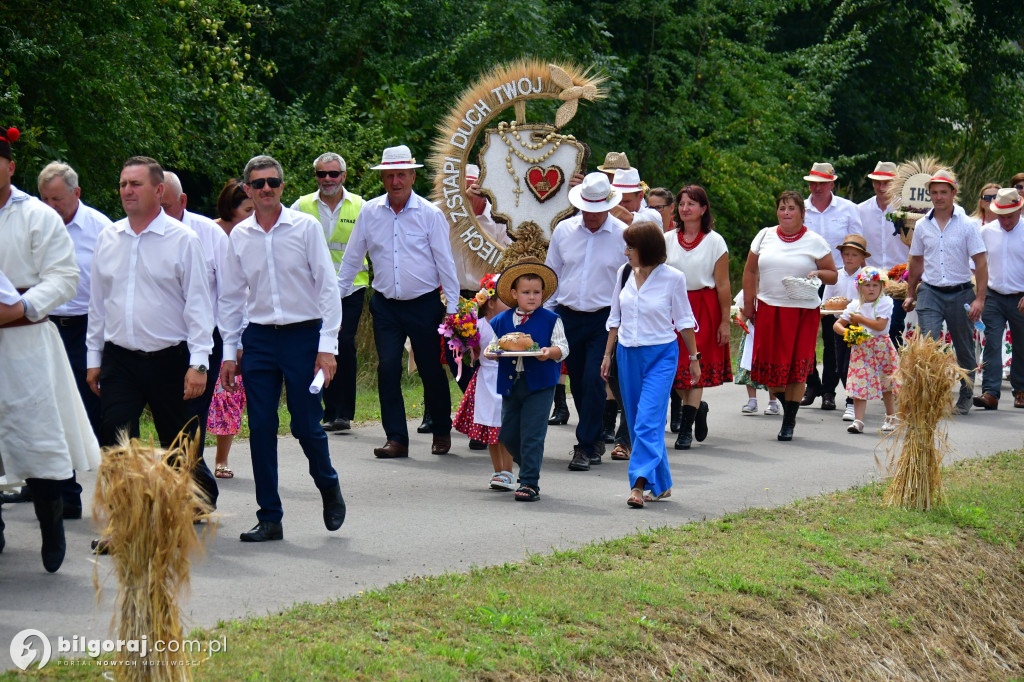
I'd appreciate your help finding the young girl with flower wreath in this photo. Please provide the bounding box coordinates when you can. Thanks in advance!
[832,267,900,434]
[452,274,516,490]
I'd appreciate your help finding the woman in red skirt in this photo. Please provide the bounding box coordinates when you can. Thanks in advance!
[664,186,732,449]
[742,190,838,441]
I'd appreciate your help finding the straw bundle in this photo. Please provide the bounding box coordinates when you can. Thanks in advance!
[494,220,549,270]
[93,430,214,681]
[882,330,969,510]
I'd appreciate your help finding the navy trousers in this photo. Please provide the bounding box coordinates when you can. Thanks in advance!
[241,322,339,524]
[981,290,1024,398]
[369,290,451,445]
[323,289,366,423]
[558,306,609,456]
[500,379,555,491]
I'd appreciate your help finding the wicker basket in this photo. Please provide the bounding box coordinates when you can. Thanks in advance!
[896,211,925,247]
[782,276,822,302]
[885,280,908,300]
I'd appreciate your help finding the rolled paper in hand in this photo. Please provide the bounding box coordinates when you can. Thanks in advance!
[309,369,325,394]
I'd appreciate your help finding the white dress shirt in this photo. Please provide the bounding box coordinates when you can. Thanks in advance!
[909,205,985,287]
[608,263,697,347]
[545,213,628,311]
[822,266,862,302]
[664,230,728,289]
[805,193,863,263]
[87,210,213,368]
[51,202,112,317]
[181,209,228,323]
[219,205,341,358]
[981,218,1024,295]
[857,196,909,269]
[338,191,460,313]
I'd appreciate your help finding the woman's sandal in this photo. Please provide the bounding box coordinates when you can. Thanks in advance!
[643,488,672,502]
[627,488,645,508]
[215,465,234,479]
[610,444,630,460]
[514,485,539,501]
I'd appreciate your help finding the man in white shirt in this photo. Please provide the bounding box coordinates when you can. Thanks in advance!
[291,152,366,433]
[974,187,1024,409]
[545,172,628,471]
[801,162,864,410]
[86,156,218,507]
[161,171,229,450]
[857,161,908,347]
[337,145,461,459]
[903,169,988,414]
[219,154,345,542]
[35,161,111,518]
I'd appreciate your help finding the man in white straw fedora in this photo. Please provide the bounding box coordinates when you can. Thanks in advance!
[903,168,988,415]
[858,161,908,347]
[545,172,627,471]
[609,168,661,226]
[338,144,460,459]
[974,187,1024,410]
[801,161,863,411]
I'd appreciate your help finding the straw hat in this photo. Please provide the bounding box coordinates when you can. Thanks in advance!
[597,152,634,173]
[990,187,1024,215]
[866,161,897,181]
[803,162,838,183]
[611,168,643,194]
[495,258,559,308]
[927,168,957,189]
[568,172,622,212]
[370,145,423,170]
[835,233,871,258]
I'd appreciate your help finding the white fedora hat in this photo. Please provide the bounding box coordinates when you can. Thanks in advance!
[371,145,423,171]
[611,168,643,194]
[990,187,1023,215]
[803,162,838,183]
[866,161,897,181]
[568,172,622,213]
[465,164,480,181]
[927,168,957,188]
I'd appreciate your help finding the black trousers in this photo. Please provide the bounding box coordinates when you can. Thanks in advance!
[189,328,223,448]
[99,342,218,508]
[369,290,451,445]
[51,314,99,506]
[323,289,366,422]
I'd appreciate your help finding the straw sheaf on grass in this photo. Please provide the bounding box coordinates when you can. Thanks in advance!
[881,330,970,510]
[93,430,214,681]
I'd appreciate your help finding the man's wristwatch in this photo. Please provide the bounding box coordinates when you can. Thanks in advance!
[189,364,208,374]
[689,352,701,361]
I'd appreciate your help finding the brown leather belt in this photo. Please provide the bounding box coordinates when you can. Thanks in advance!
[0,287,49,329]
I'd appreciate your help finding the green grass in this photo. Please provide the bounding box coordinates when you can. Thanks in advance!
[17,451,1024,680]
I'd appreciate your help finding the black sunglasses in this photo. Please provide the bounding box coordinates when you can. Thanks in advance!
[982,194,997,201]
[649,204,671,211]
[248,177,282,190]
[316,170,342,179]
[1016,184,1024,191]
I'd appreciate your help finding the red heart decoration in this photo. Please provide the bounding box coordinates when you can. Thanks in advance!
[525,166,564,203]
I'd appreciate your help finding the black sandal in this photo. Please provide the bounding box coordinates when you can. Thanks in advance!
[514,485,539,501]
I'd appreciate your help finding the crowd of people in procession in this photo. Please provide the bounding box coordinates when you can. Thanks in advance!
[2,120,1024,572]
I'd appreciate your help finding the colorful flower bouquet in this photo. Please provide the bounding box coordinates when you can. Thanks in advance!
[885,263,909,300]
[843,324,871,346]
[437,273,499,380]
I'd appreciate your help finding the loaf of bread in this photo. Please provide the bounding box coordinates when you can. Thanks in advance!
[498,332,534,351]
[822,296,850,311]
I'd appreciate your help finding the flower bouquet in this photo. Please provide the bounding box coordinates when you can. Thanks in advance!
[885,263,909,300]
[438,297,481,380]
[843,324,871,347]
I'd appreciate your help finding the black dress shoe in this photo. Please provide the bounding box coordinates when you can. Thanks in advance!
[800,384,820,406]
[240,521,284,542]
[468,439,487,450]
[588,452,602,465]
[33,497,66,573]
[322,419,339,432]
[417,408,434,434]
[568,447,591,471]
[820,393,836,410]
[0,487,31,504]
[320,484,346,531]
[332,417,351,431]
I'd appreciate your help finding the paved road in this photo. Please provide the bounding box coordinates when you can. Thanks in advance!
[2,380,1021,669]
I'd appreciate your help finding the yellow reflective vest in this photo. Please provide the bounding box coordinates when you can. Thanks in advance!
[297,191,369,289]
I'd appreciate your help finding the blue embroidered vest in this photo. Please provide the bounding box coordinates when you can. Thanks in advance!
[490,307,562,396]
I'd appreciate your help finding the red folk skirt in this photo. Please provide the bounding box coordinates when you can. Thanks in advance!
[674,287,732,390]
[750,300,819,387]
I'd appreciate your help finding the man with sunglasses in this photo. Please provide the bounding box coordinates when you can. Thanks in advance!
[219,155,346,543]
[857,161,908,346]
[291,152,366,434]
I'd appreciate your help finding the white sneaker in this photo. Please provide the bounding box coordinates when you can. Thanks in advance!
[847,419,864,434]
[764,401,781,416]
[881,415,900,433]
[741,400,758,414]
[842,404,855,421]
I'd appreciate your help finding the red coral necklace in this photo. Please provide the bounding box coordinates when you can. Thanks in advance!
[776,225,807,243]
[677,229,705,251]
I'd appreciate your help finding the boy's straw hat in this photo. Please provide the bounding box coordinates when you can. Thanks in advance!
[495,258,559,308]
[835,233,871,258]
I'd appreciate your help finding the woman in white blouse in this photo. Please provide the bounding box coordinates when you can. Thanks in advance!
[664,185,732,450]
[742,191,837,441]
[601,221,699,509]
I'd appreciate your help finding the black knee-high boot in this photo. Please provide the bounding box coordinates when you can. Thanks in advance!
[778,400,800,441]
[601,399,618,443]
[670,391,682,433]
[549,384,569,425]
[675,404,698,450]
[27,479,65,573]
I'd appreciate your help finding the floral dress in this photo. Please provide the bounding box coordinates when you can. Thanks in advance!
[207,362,246,435]
[843,296,900,400]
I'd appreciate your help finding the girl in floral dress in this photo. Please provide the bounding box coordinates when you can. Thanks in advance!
[833,267,899,434]
[453,276,515,490]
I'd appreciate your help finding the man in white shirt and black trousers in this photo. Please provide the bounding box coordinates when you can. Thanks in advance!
[219,154,346,543]
[86,156,219,509]
[545,172,628,471]
[337,145,461,459]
